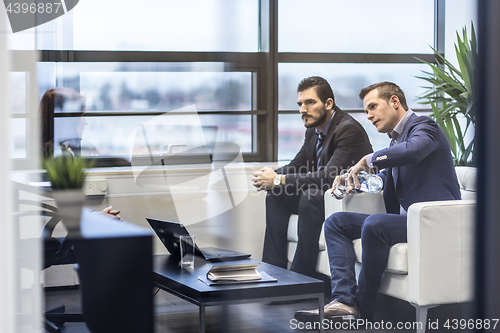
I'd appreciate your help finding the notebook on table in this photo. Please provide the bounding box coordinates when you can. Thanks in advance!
[146,218,251,262]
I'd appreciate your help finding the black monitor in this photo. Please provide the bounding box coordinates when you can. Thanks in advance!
[73,209,154,333]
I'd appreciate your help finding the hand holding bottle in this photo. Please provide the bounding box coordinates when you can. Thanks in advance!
[332,170,352,199]
[347,155,372,190]
[332,170,382,199]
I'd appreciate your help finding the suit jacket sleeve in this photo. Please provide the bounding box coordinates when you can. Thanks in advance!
[371,116,441,170]
[279,115,372,192]
[373,114,460,212]
[377,168,388,185]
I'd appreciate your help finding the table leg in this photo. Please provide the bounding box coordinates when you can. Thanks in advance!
[199,303,205,333]
[319,295,324,333]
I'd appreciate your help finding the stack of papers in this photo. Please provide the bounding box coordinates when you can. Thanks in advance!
[207,263,261,282]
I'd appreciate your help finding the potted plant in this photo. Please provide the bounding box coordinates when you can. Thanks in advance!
[416,23,477,166]
[43,155,93,237]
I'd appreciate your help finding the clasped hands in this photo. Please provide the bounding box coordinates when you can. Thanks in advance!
[252,167,277,191]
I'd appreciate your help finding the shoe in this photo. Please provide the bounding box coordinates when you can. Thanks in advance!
[294,300,360,323]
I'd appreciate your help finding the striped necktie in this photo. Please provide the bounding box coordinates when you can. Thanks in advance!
[316,132,325,167]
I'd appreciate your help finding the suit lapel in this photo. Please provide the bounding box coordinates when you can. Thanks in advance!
[306,129,318,166]
[389,139,398,189]
[320,108,342,161]
[398,113,416,143]
[392,113,417,192]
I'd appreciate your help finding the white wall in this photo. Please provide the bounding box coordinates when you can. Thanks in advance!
[0,5,15,332]
[2,4,43,332]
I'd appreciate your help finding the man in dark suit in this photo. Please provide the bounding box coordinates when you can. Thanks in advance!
[295,81,461,322]
[251,76,372,283]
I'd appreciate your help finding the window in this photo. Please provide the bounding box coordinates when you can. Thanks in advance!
[38,62,257,161]
[9,72,29,159]
[276,0,439,161]
[24,0,441,166]
[279,0,435,53]
[279,63,430,110]
[74,0,258,52]
[38,0,259,51]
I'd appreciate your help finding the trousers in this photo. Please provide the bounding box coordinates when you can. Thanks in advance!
[324,212,407,316]
[262,187,325,277]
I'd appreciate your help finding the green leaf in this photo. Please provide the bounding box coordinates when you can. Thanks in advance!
[42,155,94,190]
[414,22,476,166]
[452,117,465,152]
[430,101,457,159]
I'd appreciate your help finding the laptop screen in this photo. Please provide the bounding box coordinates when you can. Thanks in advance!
[146,218,204,258]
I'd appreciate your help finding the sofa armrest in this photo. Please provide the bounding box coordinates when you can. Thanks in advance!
[324,190,386,217]
[407,200,475,306]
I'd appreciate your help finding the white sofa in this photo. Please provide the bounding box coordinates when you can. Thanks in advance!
[287,166,476,332]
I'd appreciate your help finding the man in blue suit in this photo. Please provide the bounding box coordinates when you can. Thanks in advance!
[295,81,461,322]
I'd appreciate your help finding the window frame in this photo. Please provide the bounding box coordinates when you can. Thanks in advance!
[11,0,445,167]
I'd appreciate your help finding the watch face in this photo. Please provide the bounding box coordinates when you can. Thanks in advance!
[273,176,280,185]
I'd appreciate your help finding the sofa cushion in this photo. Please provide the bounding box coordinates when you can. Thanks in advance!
[288,166,476,278]
[287,214,299,242]
[352,239,408,275]
[456,166,476,200]
[290,215,407,273]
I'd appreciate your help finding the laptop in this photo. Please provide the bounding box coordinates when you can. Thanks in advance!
[146,218,251,261]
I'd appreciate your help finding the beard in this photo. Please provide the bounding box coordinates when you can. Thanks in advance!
[302,109,329,129]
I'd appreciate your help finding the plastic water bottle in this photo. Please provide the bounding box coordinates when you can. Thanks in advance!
[332,170,350,199]
[333,171,383,199]
[357,171,383,194]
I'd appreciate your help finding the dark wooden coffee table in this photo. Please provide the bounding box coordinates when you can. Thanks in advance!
[153,255,325,333]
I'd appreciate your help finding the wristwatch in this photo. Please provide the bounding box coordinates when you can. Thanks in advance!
[273,174,282,186]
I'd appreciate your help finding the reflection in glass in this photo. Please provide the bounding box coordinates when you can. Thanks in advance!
[80,71,252,112]
[279,63,431,110]
[279,0,434,53]
[61,114,253,159]
[40,88,87,157]
[38,62,254,161]
[39,62,253,112]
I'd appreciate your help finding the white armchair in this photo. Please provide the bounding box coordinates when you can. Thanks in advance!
[287,166,476,333]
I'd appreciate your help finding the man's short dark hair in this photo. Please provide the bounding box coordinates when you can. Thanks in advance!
[297,76,335,107]
[359,81,409,111]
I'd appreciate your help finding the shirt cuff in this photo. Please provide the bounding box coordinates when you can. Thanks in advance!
[366,153,374,168]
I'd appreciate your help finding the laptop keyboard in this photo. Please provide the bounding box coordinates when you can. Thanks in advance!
[201,251,228,259]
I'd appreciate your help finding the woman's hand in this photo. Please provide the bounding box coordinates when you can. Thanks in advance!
[100,206,122,220]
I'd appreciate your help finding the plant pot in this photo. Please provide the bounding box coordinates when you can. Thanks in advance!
[52,188,85,238]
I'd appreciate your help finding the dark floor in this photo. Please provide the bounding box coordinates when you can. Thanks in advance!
[44,192,477,332]
[45,286,474,333]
